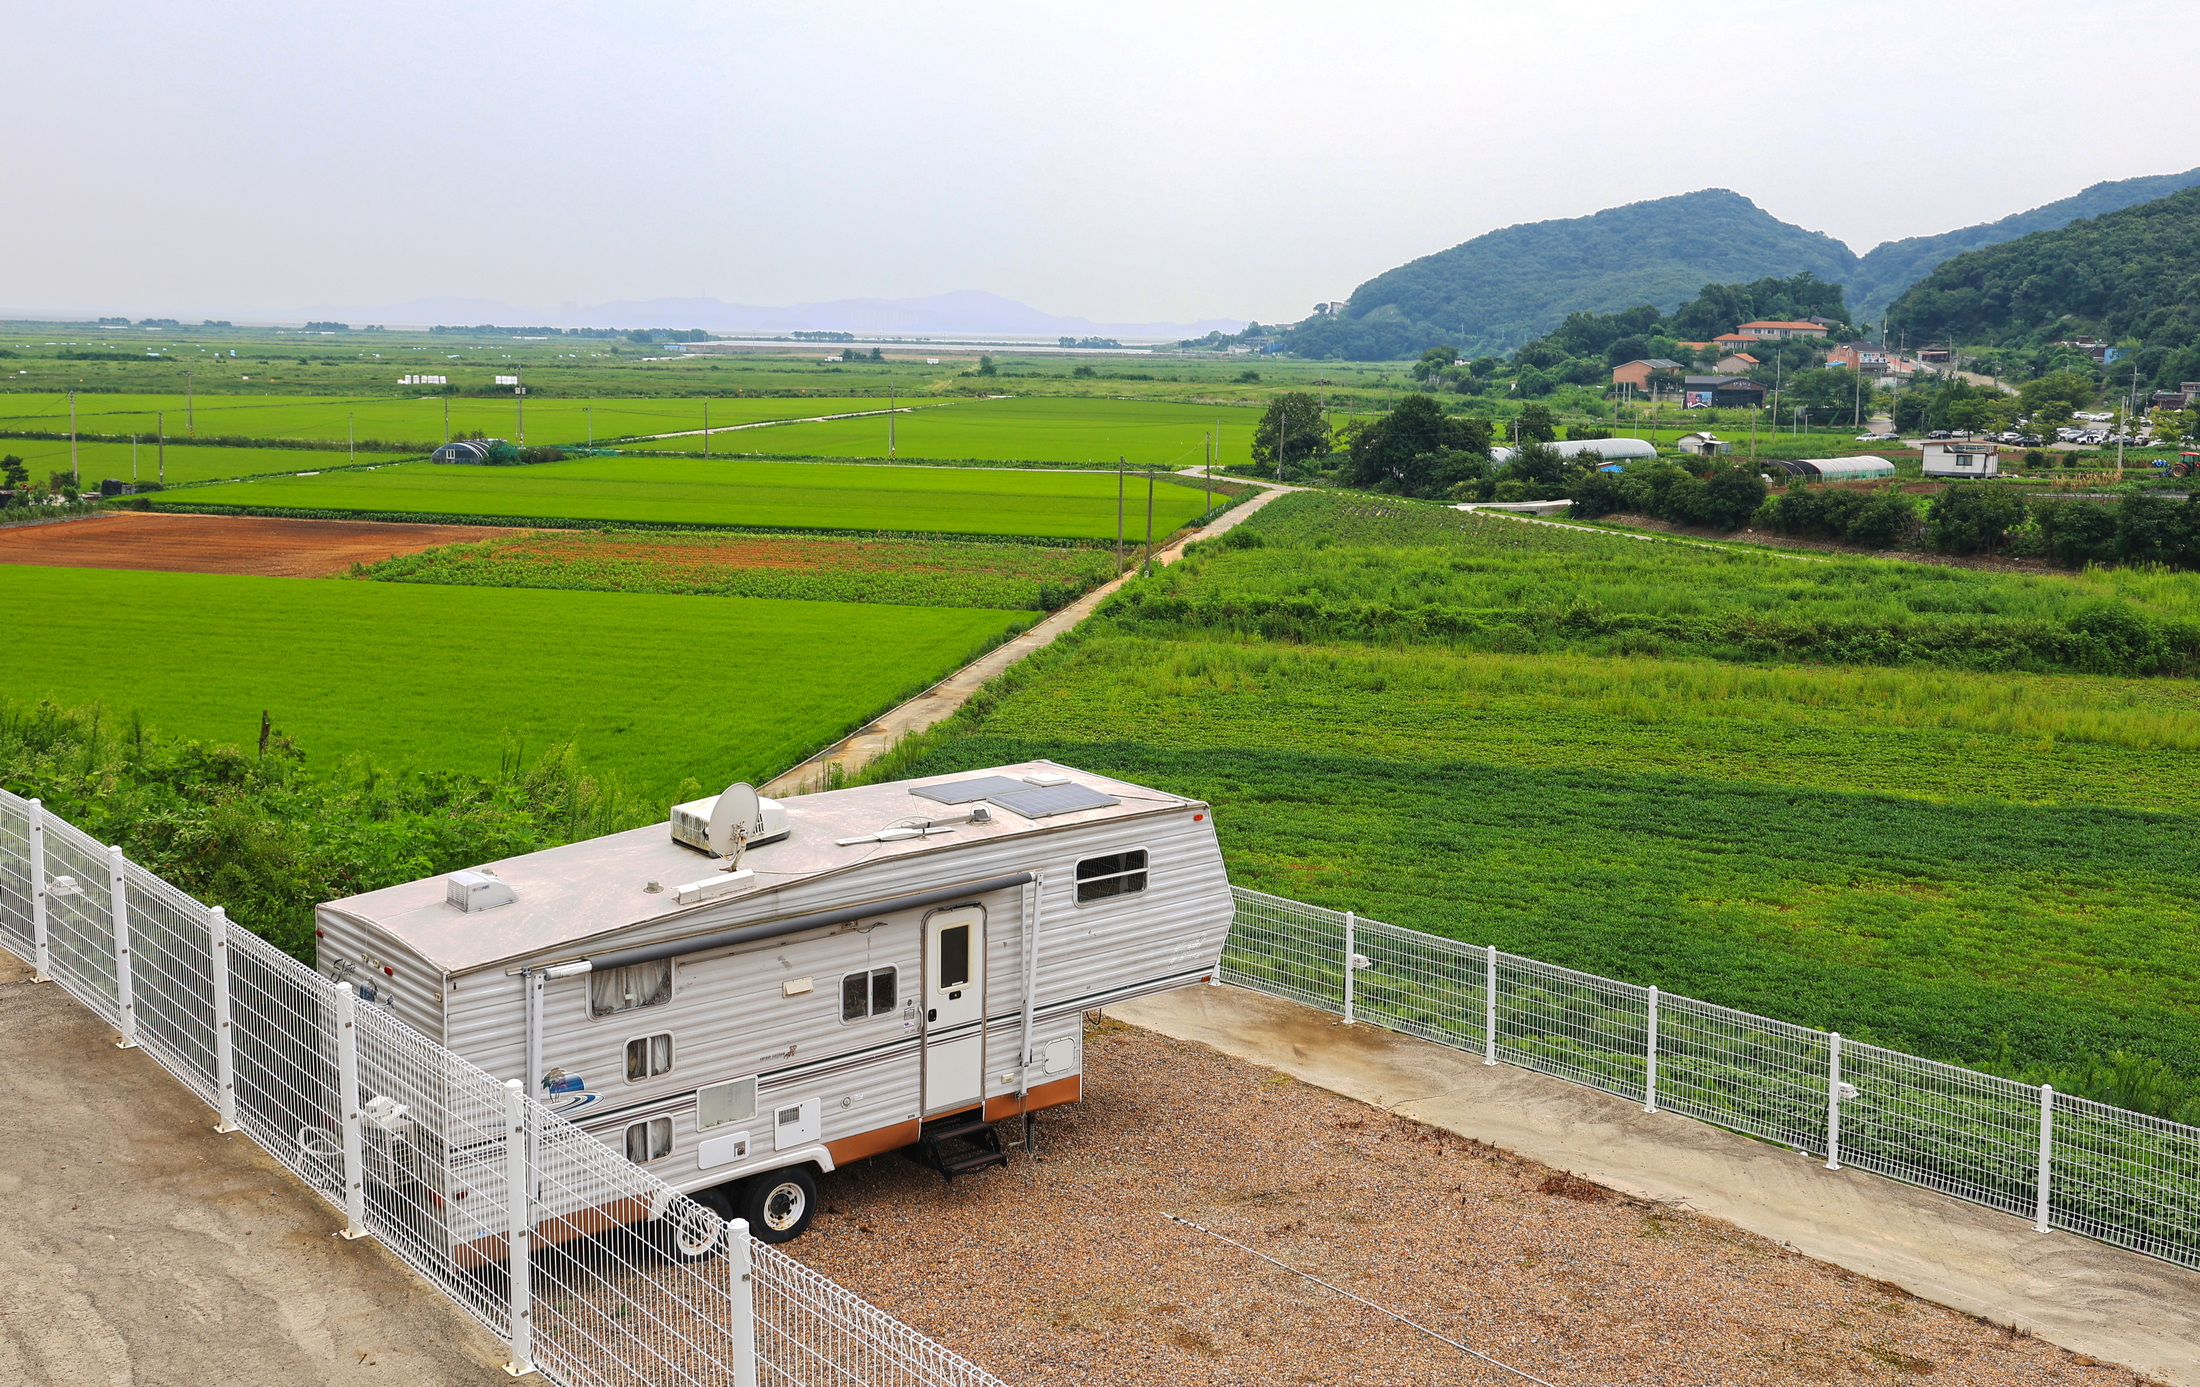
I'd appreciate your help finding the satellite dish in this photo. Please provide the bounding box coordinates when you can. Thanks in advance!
[707,782,761,861]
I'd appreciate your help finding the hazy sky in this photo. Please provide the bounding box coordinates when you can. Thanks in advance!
[12,1,2200,324]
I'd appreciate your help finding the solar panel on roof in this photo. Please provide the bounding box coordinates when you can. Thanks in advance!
[910,776,1033,805]
[987,784,1121,819]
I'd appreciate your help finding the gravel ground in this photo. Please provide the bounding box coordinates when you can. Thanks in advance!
[793,1015,2156,1387]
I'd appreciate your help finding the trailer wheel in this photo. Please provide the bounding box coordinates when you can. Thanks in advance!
[738,1166,817,1244]
[660,1197,728,1263]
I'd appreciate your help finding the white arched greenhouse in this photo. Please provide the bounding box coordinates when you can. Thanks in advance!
[1490,437,1659,466]
[1760,455,1896,482]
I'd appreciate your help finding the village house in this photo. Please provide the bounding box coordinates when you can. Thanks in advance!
[1735,319,1830,341]
[1713,352,1759,375]
[1610,357,1682,390]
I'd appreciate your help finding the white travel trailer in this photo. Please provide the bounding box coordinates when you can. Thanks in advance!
[314,761,1231,1246]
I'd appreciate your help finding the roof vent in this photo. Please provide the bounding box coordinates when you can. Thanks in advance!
[447,869,517,913]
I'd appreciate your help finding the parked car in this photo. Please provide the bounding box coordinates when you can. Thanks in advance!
[1854,432,1900,442]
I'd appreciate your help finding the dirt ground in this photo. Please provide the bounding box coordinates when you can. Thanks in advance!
[793,1017,2147,1387]
[0,511,524,577]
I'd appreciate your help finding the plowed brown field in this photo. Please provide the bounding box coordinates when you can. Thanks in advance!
[0,512,525,577]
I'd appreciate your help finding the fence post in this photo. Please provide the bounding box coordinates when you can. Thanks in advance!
[1482,944,1499,1066]
[108,846,137,1049]
[1825,1031,1843,1172]
[209,906,239,1133]
[2035,1084,2054,1234]
[334,981,368,1239]
[1643,986,1659,1114]
[29,799,49,982]
[503,1078,535,1377]
[726,1216,758,1387]
[1341,911,1356,1025]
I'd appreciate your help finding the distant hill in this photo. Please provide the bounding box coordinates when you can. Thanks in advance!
[1287,190,1861,360]
[1850,167,2200,321]
[1886,184,2200,387]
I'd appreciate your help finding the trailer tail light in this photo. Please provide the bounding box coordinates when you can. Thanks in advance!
[1193,813,1204,821]
[383,966,394,976]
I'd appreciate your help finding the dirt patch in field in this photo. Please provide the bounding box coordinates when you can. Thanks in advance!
[0,511,527,577]
[793,1019,2141,1386]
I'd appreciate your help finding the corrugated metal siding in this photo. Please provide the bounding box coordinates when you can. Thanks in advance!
[313,905,447,1043]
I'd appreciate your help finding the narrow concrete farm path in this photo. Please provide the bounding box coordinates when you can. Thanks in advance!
[1106,984,2200,1387]
[762,481,1289,795]
[0,951,510,1387]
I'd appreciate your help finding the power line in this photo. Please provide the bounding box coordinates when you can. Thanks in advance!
[1162,1213,1570,1387]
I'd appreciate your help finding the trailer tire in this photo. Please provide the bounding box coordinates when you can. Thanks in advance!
[738,1166,817,1244]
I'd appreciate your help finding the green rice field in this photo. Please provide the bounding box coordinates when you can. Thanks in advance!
[612,396,1263,467]
[0,392,919,449]
[2,438,415,487]
[0,566,1024,800]
[157,456,1222,539]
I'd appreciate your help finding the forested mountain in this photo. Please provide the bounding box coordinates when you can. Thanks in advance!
[1850,167,2200,321]
[1887,185,2200,391]
[1285,170,2200,362]
[1287,190,1859,360]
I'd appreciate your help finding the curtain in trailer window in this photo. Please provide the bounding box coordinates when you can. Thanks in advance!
[591,959,671,1016]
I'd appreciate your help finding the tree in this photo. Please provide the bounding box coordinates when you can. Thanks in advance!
[1252,392,1333,473]
[1342,394,1491,495]
[0,455,27,489]
[1515,404,1557,443]
[1697,466,1769,529]
[1925,484,2028,554]
[1413,346,1459,383]
[2018,371,2099,423]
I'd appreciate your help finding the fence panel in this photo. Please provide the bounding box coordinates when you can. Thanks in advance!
[752,1241,1010,1387]
[37,814,121,1019]
[1494,952,1650,1103]
[2051,1094,2200,1265]
[1657,994,1830,1155]
[1219,887,1345,1012]
[0,796,29,955]
[1838,1042,2040,1218]
[1354,919,1484,1050]
[224,925,345,1206]
[121,865,220,1104]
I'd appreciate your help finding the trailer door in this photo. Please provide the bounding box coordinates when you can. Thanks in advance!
[922,907,986,1115]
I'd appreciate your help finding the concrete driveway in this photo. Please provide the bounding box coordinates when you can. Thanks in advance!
[0,951,509,1387]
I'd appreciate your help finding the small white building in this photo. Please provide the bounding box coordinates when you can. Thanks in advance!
[1675,432,1731,457]
[1921,441,2001,477]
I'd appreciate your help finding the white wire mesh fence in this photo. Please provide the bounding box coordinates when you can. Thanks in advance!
[1221,886,2200,1271]
[0,791,1010,1387]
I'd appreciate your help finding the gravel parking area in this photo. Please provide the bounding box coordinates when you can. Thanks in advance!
[794,1015,2152,1387]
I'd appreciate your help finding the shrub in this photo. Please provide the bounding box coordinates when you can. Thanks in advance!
[1926,484,2028,555]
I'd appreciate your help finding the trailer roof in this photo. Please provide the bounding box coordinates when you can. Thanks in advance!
[319,761,1200,974]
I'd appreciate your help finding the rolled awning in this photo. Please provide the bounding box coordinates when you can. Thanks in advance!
[577,872,1035,972]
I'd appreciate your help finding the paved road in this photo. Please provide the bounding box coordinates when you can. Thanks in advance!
[0,951,509,1387]
[1110,984,2200,1387]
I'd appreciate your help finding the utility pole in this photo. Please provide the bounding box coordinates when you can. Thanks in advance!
[703,399,710,458]
[132,434,138,482]
[443,396,450,445]
[1143,466,1155,576]
[888,380,897,459]
[348,414,355,463]
[70,391,78,486]
[158,411,165,485]
[1108,460,1126,576]
[586,407,592,448]
[186,366,195,435]
[515,368,524,446]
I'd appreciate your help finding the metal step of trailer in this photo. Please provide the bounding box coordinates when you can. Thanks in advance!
[905,1113,1008,1183]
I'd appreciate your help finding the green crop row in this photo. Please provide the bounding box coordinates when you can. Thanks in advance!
[354,529,1120,611]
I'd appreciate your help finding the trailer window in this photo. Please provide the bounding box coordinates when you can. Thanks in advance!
[696,1076,756,1131]
[590,959,671,1017]
[1076,850,1148,903]
[624,1116,672,1164]
[840,967,899,1021]
[937,926,971,991]
[625,1033,673,1081]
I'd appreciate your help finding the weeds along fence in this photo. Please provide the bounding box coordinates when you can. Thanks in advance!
[0,790,1008,1387]
[1223,886,2200,1272]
